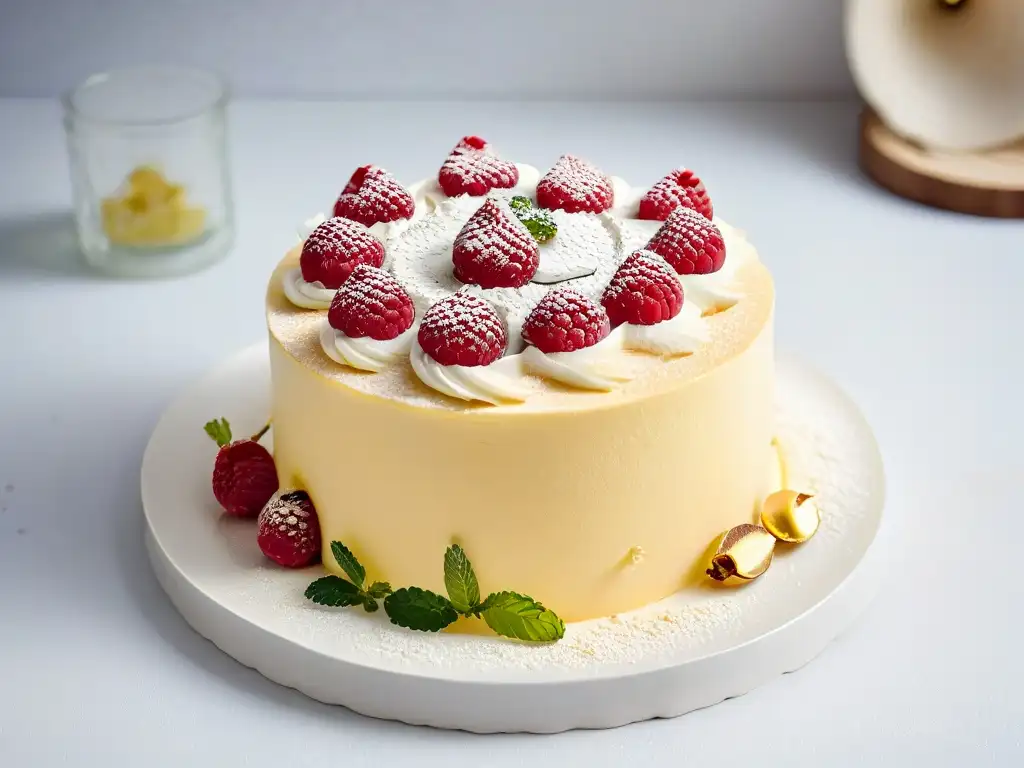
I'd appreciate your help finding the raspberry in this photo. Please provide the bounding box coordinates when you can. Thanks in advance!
[601,250,684,327]
[536,155,614,214]
[418,293,508,367]
[203,419,279,518]
[522,288,611,353]
[333,165,415,227]
[638,168,713,222]
[328,264,415,341]
[452,196,539,289]
[645,206,726,275]
[257,490,321,568]
[438,136,519,197]
[299,217,385,289]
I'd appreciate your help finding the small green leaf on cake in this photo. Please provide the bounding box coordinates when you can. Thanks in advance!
[481,591,566,642]
[521,214,557,244]
[203,417,232,447]
[304,576,363,607]
[384,587,459,632]
[330,541,366,589]
[443,544,481,614]
[509,195,533,213]
[508,195,558,243]
[366,581,393,599]
[361,595,380,613]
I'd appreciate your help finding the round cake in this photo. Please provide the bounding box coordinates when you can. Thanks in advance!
[266,137,779,622]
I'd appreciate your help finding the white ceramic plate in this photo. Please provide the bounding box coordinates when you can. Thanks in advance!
[142,343,887,733]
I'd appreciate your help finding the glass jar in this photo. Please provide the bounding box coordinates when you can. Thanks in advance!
[62,66,235,278]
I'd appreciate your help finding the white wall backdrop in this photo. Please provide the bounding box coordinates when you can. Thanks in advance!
[0,0,854,99]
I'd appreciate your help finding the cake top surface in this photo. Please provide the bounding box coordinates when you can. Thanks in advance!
[268,138,774,413]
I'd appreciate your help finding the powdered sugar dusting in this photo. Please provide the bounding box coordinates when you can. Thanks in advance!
[256,490,320,563]
[536,154,614,213]
[530,208,617,287]
[389,195,624,354]
[222,361,883,674]
[271,171,766,409]
[639,168,714,222]
[328,264,414,341]
[461,206,621,352]
[646,206,727,275]
[522,287,611,353]
[602,250,678,303]
[616,217,662,252]
[417,293,508,367]
[452,196,538,287]
[438,136,520,197]
[303,217,383,259]
[300,216,386,288]
[334,165,415,227]
[601,249,684,327]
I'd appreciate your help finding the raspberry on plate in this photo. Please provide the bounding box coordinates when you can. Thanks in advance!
[328,264,415,341]
[438,136,519,197]
[536,154,614,214]
[418,293,508,367]
[332,165,415,228]
[300,217,385,289]
[203,418,279,518]
[452,196,539,289]
[601,250,684,327]
[522,287,611,354]
[638,168,713,221]
[257,490,321,568]
[645,206,726,275]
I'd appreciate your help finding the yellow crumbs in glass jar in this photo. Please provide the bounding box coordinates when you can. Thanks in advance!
[101,166,206,247]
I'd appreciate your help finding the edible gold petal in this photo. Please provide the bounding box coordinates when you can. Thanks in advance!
[760,489,820,544]
[706,523,775,582]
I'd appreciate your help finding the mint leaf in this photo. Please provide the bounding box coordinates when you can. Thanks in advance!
[361,595,380,613]
[304,576,363,607]
[366,581,392,599]
[443,545,480,614]
[330,541,365,589]
[203,418,232,447]
[507,195,557,243]
[384,587,458,632]
[520,214,557,244]
[509,195,533,213]
[476,592,496,613]
[481,591,565,642]
[509,201,557,244]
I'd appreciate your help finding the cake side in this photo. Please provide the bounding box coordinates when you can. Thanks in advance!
[268,257,776,621]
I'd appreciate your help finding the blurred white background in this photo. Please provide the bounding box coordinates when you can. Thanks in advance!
[0,0,854,99]
[7,3,1024,766]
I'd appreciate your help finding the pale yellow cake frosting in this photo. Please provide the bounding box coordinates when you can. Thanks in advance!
[266,200,778,621]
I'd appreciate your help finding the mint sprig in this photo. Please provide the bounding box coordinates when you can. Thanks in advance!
[443,544,480,614]
[304,575,363,607]
[331,541,366,589]
[204,417,271,446]
[383,587,459,632]
[304,546,391,612]
[509,195,557,244]
[366,581,392,599]
[203,418,232,447]
[481,591,566,642]
[304,541,565,643]
[508,195,533,214]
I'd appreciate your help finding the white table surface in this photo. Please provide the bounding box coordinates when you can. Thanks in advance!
[1,98,1021,766]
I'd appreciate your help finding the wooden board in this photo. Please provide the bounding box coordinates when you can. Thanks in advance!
[859,108,1024,218]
